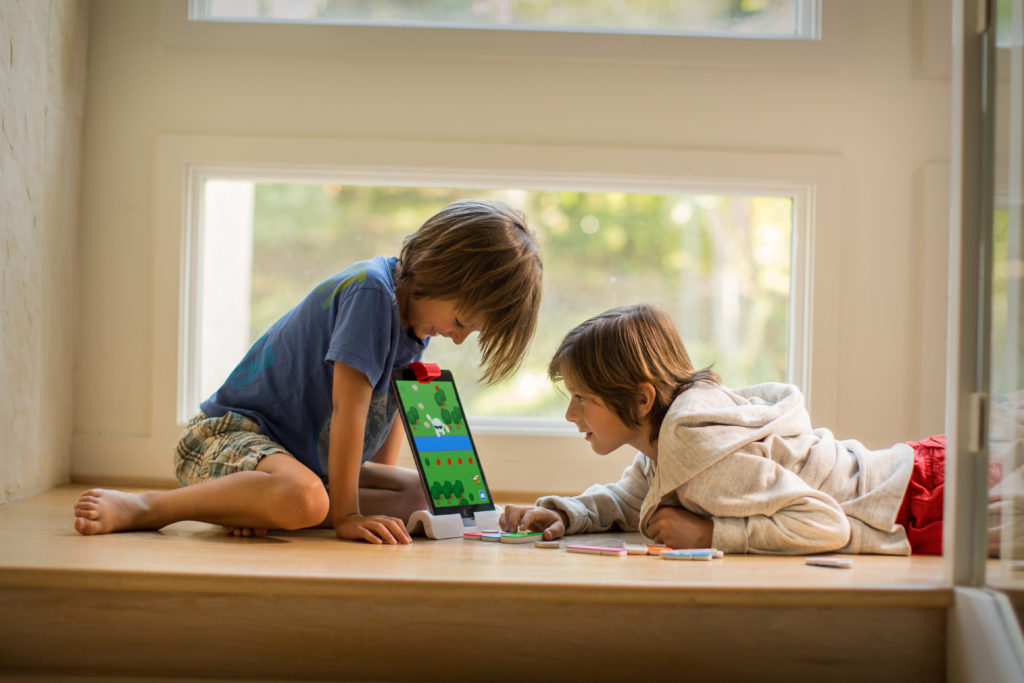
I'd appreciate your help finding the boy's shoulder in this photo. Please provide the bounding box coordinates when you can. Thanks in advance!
[333,256,395,288]
[312,257,397,306]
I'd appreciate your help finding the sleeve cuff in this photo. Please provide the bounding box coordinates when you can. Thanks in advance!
[711,516,748,553]
[536,495,593,535]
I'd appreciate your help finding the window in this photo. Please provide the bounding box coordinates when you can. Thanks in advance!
[189,0,818,39]
[189,173,795,431]
[167,0,843,67]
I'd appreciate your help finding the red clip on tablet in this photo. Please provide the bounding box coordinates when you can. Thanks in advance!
[410,361,441,383]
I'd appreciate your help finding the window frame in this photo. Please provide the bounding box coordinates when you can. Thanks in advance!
[185,168,807,434]
[154,136,841,492]
[160,0,848,70]
[157,137,835,440]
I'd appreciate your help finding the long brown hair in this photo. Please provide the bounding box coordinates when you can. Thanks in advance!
[396,199,543,385]
[548,304,719,441]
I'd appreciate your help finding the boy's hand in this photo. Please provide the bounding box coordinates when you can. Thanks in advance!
[499,505,567,540]
[646,506,713,549]
[335,513,412,545]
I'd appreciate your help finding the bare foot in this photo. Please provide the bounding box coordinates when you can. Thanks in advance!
[222,525,268,537]
[73,488,154,535]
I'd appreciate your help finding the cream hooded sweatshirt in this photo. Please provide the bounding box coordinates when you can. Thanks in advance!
[537,382,915,555]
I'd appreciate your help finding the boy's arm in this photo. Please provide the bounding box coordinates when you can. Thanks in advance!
[328,361,411,544]
[674,454,851,554]
[535,453,651,534]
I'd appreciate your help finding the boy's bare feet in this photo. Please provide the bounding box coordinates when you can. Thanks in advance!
[73,488,154,535]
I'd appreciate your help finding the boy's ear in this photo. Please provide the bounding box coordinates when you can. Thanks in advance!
[636,383,656,420]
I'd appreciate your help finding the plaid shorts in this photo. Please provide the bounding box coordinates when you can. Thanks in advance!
[173,411,292,486]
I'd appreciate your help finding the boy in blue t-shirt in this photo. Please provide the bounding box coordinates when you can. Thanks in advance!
[73,199,543,544]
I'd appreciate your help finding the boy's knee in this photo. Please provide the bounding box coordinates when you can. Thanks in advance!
[275,475,329,529]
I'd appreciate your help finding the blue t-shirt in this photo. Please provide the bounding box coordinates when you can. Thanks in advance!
[200,256,426,479]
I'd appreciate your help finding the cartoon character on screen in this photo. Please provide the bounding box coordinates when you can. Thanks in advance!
[425,413,450,437]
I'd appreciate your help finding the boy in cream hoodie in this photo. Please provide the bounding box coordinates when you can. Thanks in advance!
[501,304,1011,555]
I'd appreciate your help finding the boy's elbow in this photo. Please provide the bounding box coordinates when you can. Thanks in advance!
[768,512,850,555]
[805,513,851,553]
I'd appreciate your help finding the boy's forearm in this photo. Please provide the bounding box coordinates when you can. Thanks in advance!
[326,361,376,532]
[327,413,367,526]
[328,474,360,526]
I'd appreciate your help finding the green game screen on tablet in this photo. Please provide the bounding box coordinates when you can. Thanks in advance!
[391,367,495,518]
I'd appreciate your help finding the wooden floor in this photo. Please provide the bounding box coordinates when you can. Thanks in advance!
[0,484,949,592]
[2,485,953,682]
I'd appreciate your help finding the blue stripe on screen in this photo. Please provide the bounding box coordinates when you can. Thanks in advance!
[413,435,473,453]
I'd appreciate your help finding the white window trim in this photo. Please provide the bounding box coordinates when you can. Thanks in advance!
[154,135,842,489]
[160,0,848,70]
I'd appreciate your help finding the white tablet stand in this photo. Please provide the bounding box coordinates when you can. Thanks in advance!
[407,507,501,540]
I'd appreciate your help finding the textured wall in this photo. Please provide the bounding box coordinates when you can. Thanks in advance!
[0,0,89,503]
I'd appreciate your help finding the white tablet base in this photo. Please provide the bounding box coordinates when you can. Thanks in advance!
[407,507,501,540]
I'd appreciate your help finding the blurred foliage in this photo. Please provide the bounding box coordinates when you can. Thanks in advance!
[248,183,792,419]
[996,0,1015,42]
[991,209,1024,394]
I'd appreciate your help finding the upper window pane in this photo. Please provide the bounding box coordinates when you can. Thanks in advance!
[191,0,817,39]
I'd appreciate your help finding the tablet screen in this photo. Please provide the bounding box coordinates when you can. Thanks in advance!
[391,368,495,518]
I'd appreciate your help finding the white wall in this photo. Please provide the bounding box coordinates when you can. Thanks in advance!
[0,0,89,503]
[73,0,953,494]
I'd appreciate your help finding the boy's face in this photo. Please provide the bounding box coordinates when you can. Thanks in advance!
[405,296,480,345]
[562,378,634,456]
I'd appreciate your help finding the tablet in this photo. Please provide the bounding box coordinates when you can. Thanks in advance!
[391,366,496,519]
